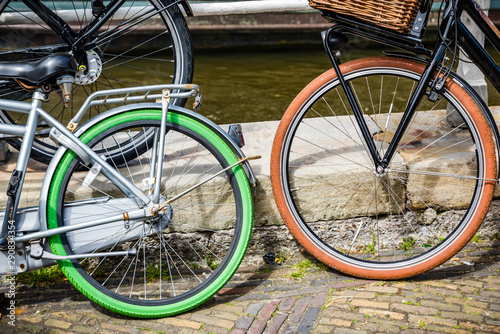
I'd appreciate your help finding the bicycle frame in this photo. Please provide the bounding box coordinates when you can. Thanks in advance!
[324,0,500,173]
[7,0,189,64]
[0,84,196,264]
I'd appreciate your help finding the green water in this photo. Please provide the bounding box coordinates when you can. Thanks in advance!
[190,49,500,125]
[191,50,332,124]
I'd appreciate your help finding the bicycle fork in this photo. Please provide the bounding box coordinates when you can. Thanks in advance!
[322,5,457,171]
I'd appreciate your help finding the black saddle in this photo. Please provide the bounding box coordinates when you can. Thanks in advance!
[0,53,77,86]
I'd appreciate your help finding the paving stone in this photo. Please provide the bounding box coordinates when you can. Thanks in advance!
[246,301,266,317]
[100,322,138,334]
[44,318,72,329]
[156,318,202,330]
[309,293,328,307]
[390,303,438,316]
[444,296,488,308]
[248,319,267,334]
[419,300,461,312]
[357,321,400,333]
[423,281,459,290]
[215,311,239,322]
[440,310,484,323]
[203,324,231,334]
[357,308,405,321]
[235,316,254,330]
[425,324,471,334]
[288,296,313,323]
[408,314,458,327]
[259,301,279,321]
[319,318,352,327]
[191,314,235,330]
[264,313,287,334]
[232,329,246,334]
[279,297,296,312]
[350,299,389,309]
[418,285,463,298]
[281,324,298,334]
[363,285,399,294]
[19,316,42,324]
[335,328,368,334]
[71,325,99,334]
[296,307,320,334]
[212,303,245,314]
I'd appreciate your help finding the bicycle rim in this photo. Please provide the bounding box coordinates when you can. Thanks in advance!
[46,109,252,317]
[271,57,496,279]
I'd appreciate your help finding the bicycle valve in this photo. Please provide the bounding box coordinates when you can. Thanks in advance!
[56,75,75,107]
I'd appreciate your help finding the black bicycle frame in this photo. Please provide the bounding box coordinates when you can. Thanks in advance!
[326,0,500,168]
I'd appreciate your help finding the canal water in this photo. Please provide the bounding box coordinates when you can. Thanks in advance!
[192,49,500,125]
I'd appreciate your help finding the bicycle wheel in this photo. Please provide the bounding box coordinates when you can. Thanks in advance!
[0,0,193,164]
[46,108,253,318]
[271,57,497,279]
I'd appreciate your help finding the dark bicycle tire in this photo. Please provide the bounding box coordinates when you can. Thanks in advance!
[0,0,193,165]
[271,57,496,279]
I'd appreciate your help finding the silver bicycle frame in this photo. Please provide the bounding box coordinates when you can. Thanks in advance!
[1,84,199,244]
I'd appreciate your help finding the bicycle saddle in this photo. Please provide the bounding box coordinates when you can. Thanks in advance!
[0,53,77,86]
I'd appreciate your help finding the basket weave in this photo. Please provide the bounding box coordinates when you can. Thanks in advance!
[309,0,423,34]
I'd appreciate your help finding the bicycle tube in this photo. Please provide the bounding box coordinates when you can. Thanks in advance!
[44,108,253,317]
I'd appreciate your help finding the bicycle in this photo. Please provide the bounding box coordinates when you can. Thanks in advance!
[0,52,257,318]
[0,0,194,165]
[271,0,500,279]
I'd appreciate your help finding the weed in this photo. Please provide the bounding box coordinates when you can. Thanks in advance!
[17,265,65,286]
[146,264,171,280]
[275,252,286,265]
[471,233,482,243]
[364,314,371,319]
[363,235,376,254]
[418,320,427,329]
[401,236,415,252]
[205,252,220,271]
[286,260,315,280]
[190,262,200,270]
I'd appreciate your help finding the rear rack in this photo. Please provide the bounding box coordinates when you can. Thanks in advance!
[69,84,200,128]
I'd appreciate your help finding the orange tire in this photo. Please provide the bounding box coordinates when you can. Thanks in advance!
[271,57,496,279]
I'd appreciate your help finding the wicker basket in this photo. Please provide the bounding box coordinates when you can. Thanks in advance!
[309,0,424,34]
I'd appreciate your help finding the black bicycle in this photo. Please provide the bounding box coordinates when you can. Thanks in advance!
[0,0,193,164]
[272,0,500,279]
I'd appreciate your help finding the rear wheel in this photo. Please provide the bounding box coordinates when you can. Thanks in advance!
[47,109,252,317]
[0,0,193,164]
[271,57,496,279]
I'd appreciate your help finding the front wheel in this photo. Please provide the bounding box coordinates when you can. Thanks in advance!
[46,109,253,317]
[271,57,497,279]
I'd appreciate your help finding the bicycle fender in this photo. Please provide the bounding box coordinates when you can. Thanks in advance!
[39,103,257,228]
[177,0,194,17]
[386,53,500,181]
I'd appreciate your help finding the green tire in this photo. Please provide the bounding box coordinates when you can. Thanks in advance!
[46,109,253,317]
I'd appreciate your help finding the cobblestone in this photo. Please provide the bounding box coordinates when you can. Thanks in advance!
[3,243,500,334]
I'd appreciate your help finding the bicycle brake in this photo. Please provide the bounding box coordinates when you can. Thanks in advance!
[428,77,446,102]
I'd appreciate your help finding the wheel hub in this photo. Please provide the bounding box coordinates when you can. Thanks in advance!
[75,50,103,85]
[374,165,388,177]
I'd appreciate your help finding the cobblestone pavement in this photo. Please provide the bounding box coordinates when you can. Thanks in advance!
[1,240,500,334]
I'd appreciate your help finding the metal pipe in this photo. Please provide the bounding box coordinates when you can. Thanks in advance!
[0,0,311,24]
